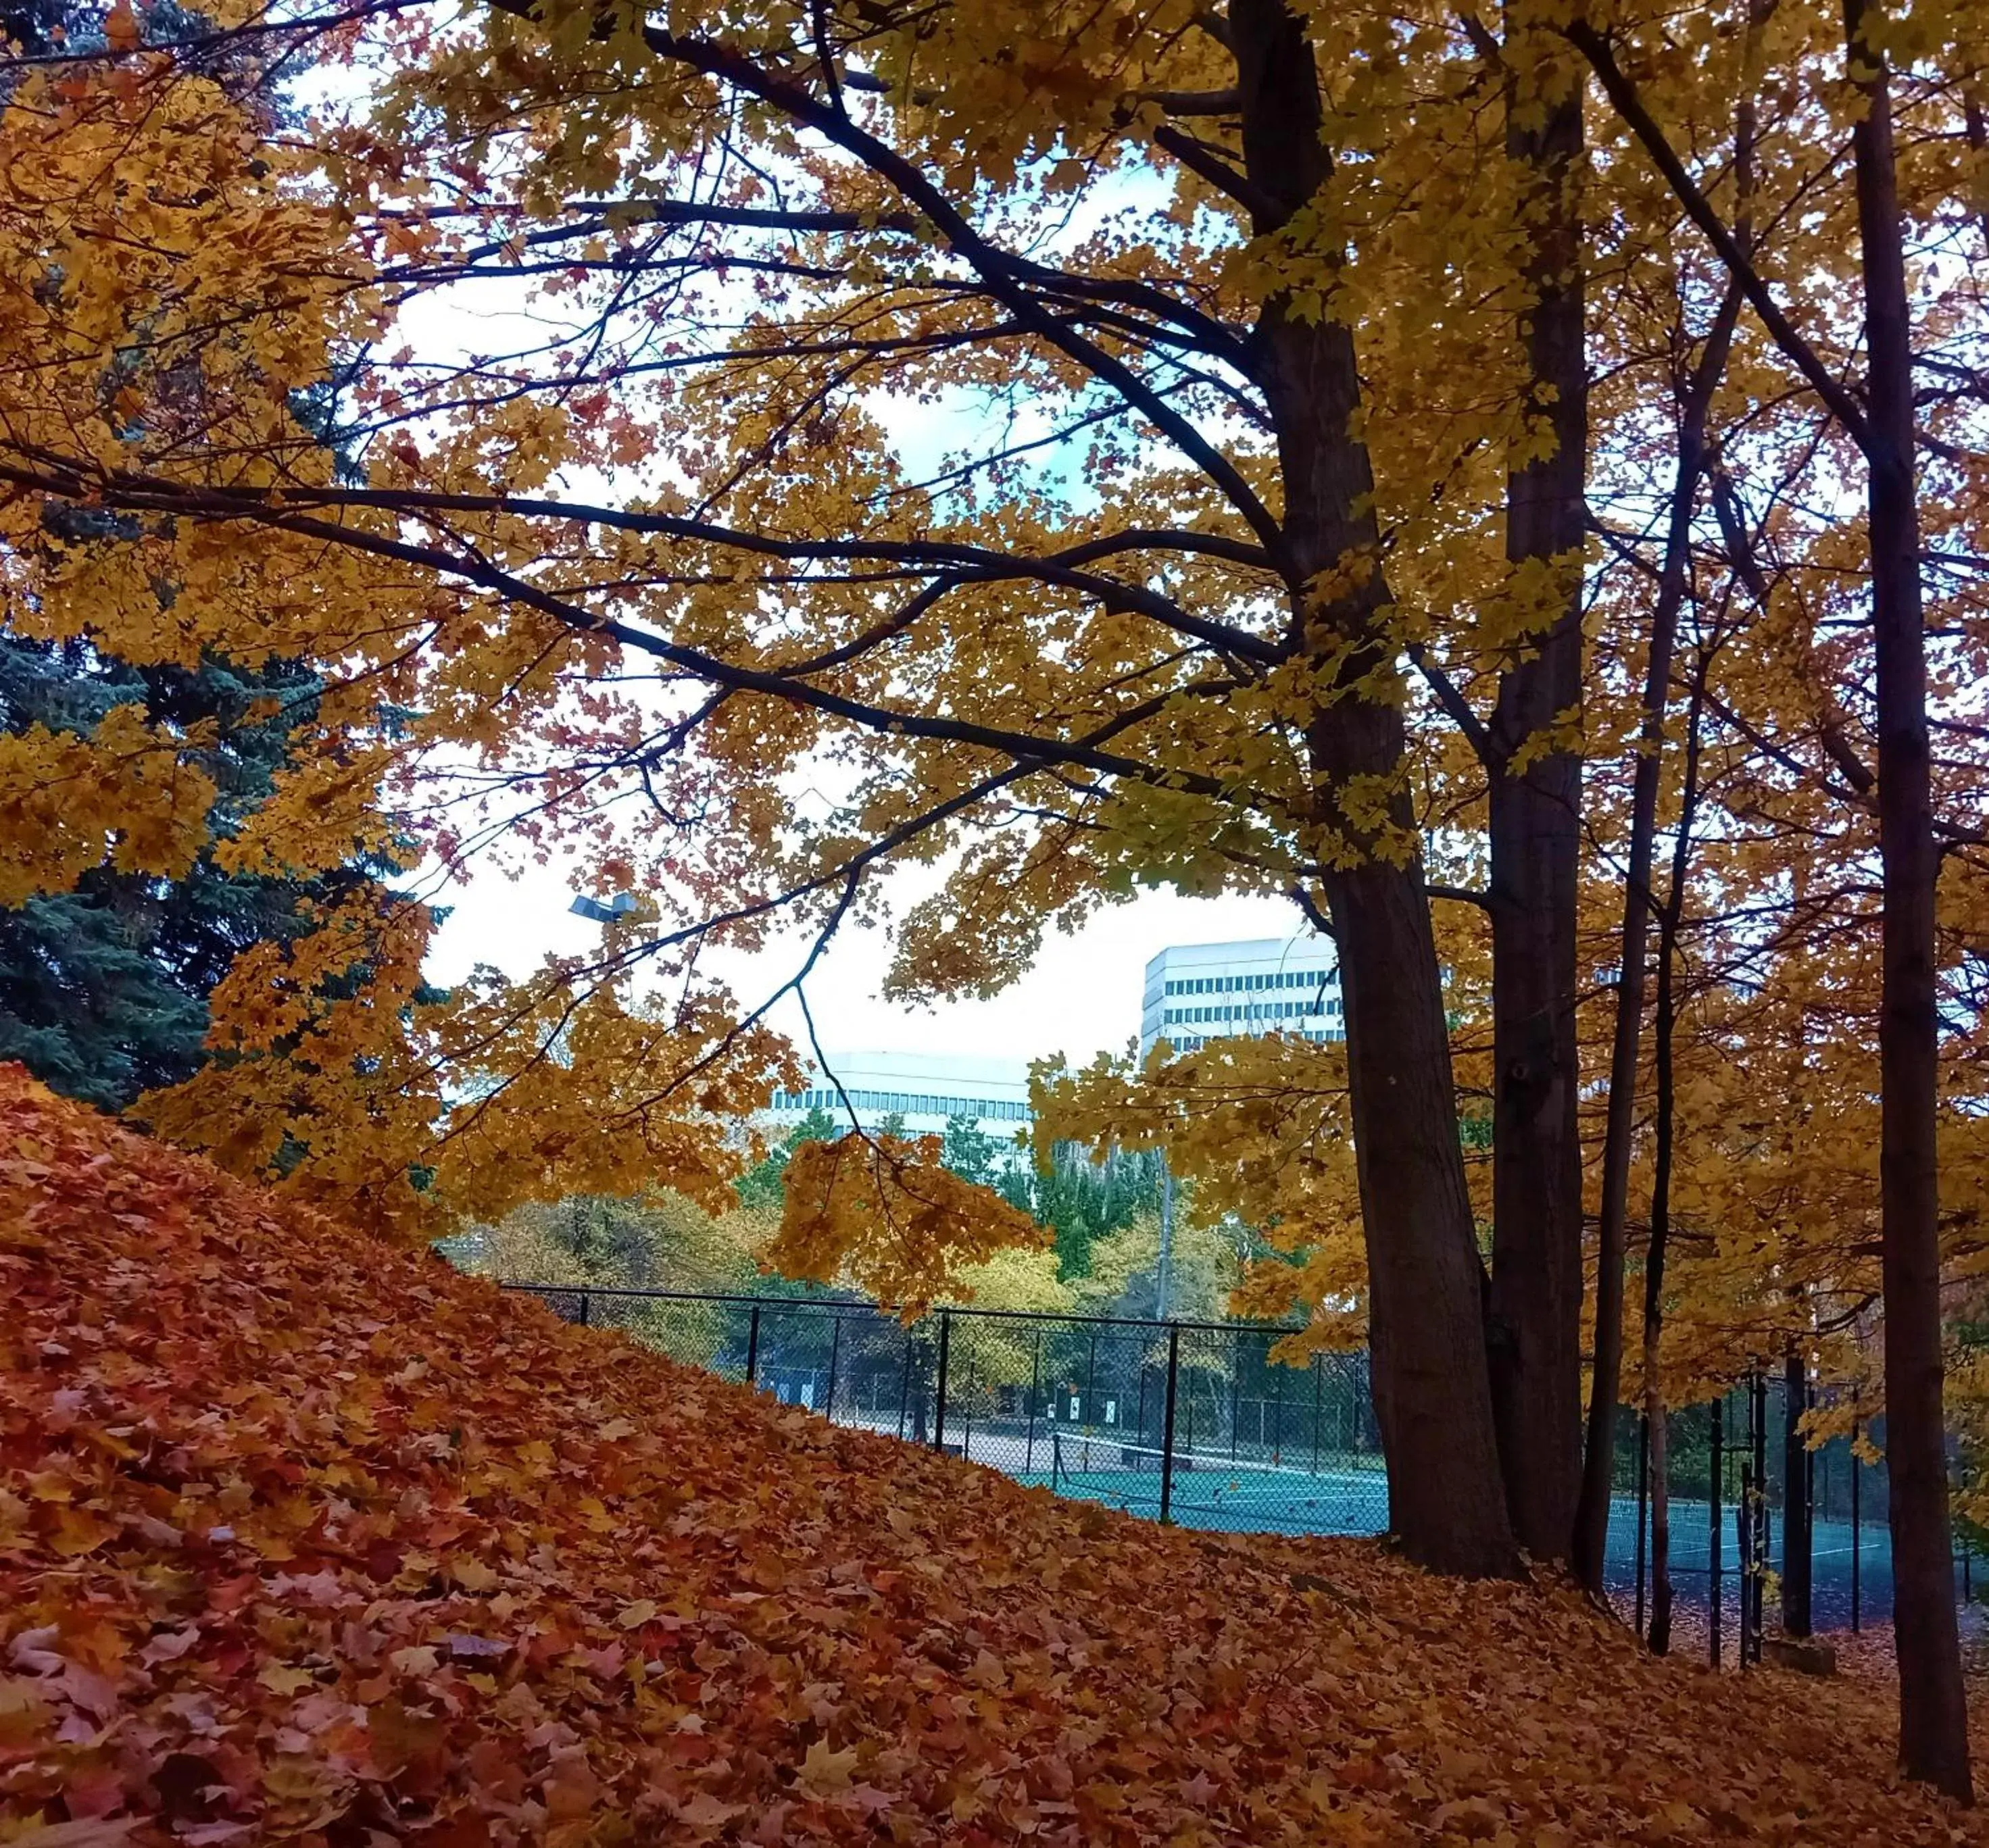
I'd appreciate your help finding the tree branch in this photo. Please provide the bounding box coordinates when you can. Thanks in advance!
[1150,123,1281,222]
[18,447,1281,664]
[1408,642,1492,764]
[0,460,1306,823]
[1139,87,1241,116]
[629,24,1291,564]
[1565,20,1875,453]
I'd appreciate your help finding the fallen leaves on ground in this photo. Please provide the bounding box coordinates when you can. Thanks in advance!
[0,1066,1981,1845]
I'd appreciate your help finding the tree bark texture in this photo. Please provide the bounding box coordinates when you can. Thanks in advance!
[1844,0,1972,1796]
[1642,870,1681,1656]
[1233,0,1519,1578]
[1572,291,1740,1590]
[1488,32,1588,1564]
[1638,622,1708,1657]
[1782,1351,1813,1639]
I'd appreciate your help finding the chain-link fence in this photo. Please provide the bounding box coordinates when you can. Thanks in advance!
[505,1282,1952,1663]
[504,1284,1390,1537]
[1601,1376,1948,1663]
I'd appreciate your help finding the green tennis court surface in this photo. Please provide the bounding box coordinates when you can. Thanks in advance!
[999,1437,1894,1626]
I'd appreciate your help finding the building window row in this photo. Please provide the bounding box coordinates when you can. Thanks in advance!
[769,1087,1030,1121]
[1164,1027,1344,1052]
[1162,998,1342,1025]
[1163,969,1333,997]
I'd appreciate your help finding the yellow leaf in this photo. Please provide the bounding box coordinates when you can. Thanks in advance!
[47,1506,115,1557]
[258,1662,316,1696]
[799,1738,859,1791]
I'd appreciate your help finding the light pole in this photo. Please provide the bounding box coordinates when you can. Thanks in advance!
[568,891,639,925]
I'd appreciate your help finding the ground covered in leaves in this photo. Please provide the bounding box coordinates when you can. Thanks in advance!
[2,1068,1983,1847]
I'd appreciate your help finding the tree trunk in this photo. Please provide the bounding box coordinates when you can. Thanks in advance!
[1486,18,1588,1564]
[1782,1350,1813,1639]
[1639,609,1713,1656]
[1845,0,1972,1799]
[1233,0,1519,1578]
[1572,289,1742,1589]
[1641,863,1680,1655]
[1573,0,1767,1595]
[1323,848,1522,1577]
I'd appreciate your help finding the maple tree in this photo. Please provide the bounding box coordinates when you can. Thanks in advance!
[11,1063,1989,1845]
[3,0,1554,1580]
[3,0,1989,1789]
[763,1128,1047,1310]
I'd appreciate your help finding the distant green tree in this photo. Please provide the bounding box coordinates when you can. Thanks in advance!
[941,1112,998,1187]
[741,1106,1145,1293]
[735,1105,839,1210]
[995,1159,1035,1218]
[1031,1143,1164,1278]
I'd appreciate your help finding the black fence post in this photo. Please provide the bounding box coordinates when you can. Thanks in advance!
[1709,1394,1723,1670]
[1160,1323,1181,1525]
[1269,1347,1285,1463]
[962,1348,976,1462]
[1635,1414,1649,1637]
[932,1310,952,1452]
[576,1290,591,1328]
[1311,1354,1323,1476]
[744,1303,762,1387]
[1229,1333,1243,1465]
[1184,1343,1196,1453]
[895,1334,914,1441]
[1738,1455,1754,1670]
[1025,1328,1042,1474]
[823,1314,841,1422]
[1752,1370,1769,1664]
[1851,1417,1862,1634]
[1083,1329,1098,1470]
[1782,1353,1812,1639]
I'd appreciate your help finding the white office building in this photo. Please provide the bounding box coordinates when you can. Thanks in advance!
[1139,934,1344,1059]
[764,1049,1032,1136]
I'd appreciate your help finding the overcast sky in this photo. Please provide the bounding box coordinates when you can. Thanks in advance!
[426,853,1309,1072]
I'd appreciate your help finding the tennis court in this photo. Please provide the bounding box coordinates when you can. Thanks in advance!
[1014,1433,1392,1538]
[995,1430,1894,1626]
[504,1282,1912,1632]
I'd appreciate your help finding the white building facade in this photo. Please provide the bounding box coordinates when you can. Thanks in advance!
[764,1049,1032,1137]
[1139,934,1343,1059]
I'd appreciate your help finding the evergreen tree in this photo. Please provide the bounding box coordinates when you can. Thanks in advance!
[0,0,378,1114]
[1033,1143,1164,1279]
[0,642,364,1111]
[734,1105,839,1210]
[940,1112,998,1187]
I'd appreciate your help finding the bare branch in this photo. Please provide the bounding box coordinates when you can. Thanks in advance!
[1565,20,1875,452]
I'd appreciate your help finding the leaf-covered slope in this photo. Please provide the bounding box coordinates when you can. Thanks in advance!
[0,1066,1976,1845]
